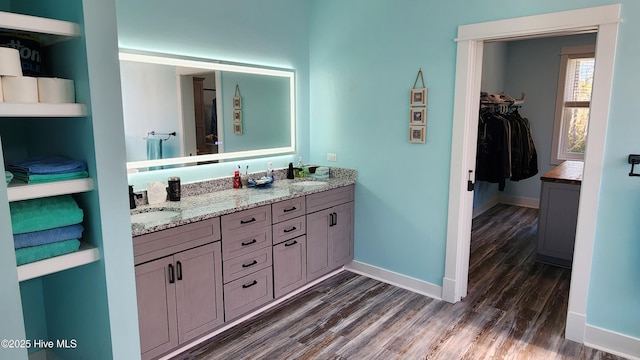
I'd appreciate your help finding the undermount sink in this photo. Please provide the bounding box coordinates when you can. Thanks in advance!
[130,209,181,224]
[292,181,328,187]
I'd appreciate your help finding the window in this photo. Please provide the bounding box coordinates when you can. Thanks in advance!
[551,45,595,164]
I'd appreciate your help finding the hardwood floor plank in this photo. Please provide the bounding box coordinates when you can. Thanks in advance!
[176,204,625,360]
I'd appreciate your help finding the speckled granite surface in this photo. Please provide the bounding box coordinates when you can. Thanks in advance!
[131,167,356,237]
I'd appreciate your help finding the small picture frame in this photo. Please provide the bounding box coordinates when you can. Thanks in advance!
[233,96,242,109]
[233,122,243,135]
[410,88,427,107]
[410,107,426,125]
[409,126,426,143]
[233,109,242,123]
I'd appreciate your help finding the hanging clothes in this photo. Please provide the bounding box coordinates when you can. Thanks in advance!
[475,104,538,191]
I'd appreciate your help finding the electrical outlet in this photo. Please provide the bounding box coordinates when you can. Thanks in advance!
[327,153,337,162]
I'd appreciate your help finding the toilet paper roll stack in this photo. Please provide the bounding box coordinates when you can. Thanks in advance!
[0,46,75,103]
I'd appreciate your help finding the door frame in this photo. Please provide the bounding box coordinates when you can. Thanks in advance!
[443,5,621,343]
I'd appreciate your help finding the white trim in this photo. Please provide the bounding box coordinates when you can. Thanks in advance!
[497,195,539,209]
[584,324,640,360]
[346,261,443,300]
[455,5,620,42]
[445,3,621,347]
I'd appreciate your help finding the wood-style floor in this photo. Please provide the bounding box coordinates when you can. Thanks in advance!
[176,204,624,360]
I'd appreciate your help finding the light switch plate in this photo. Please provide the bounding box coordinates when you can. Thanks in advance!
[327,153,337,162]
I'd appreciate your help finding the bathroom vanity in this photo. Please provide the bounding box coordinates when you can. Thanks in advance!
[130,173,355,359]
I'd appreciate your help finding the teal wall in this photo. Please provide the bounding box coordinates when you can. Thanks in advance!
[115,0,639,346]
[308,0,640,339]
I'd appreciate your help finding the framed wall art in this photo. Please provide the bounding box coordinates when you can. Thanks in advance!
[410,88,427,107]
[409,125,426,143]
[410,107,426,125]
[233,109,242,123]
[233,121,243,135]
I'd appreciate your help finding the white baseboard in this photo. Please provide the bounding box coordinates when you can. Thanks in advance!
[345,261,442,300]
[498,195,539,209]
[565,310,586,343]
[473,198,498,218]
[584,324,640,360]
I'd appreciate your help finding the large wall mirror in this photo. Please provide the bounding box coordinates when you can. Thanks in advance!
[119,50,296,170]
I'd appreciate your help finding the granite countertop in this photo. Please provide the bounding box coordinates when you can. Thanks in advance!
[130,175,355,237]
[540,160,583,184]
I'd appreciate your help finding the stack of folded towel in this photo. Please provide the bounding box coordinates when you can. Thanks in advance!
[5,171,13,185]
[10,195,84,266]
[6,155,88,184]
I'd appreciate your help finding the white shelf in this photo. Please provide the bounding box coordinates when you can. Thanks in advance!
[17,242,100,282]
[7,178,94,202]
[0,10,80,45]
[0,103,87,117]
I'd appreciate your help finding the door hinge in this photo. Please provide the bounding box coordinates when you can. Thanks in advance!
[467,170,474,191]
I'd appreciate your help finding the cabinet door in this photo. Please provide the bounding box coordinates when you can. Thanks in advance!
[330,202,354,269]
[273,236,307,298]
[135,256,178,360]
[537,182,580,267]
[306,208,332,282]
[174,242,224,344]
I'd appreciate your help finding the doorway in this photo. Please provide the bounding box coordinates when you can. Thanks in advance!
[443,5,621,343]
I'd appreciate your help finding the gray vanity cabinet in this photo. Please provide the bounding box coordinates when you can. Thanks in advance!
[221,206,274,321]
[133,218,223,360]
[272,198,308,298]
[306,186,355,282]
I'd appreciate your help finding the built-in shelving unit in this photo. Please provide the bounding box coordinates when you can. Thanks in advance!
[7,178,94,202]
[0,9,80,44]
[1,10,98,283]
[17,242,99,282]
[0,103,87,117]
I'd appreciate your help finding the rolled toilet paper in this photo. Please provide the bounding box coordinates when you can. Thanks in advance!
[0,47,22,76]
[2,76,38,103]
[38,77,75,103]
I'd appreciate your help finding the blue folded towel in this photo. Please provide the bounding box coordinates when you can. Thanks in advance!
[7,155,87,175]
[14,224,84,249]
[5,171,12,185]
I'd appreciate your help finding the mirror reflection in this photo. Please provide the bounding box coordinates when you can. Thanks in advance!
[119,50,295,170]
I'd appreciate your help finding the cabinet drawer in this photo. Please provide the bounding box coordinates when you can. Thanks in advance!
[272,197,306,224]
[272,216,306,245]
[306,185,354,213]
[223,247,272,284]
[221,205,271,236]
[221,226,272,260]
[223,267,273,321]
[133,217,221,265]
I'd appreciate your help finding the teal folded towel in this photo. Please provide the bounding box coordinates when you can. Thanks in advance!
[15,239,81,266]
[10,195,84,234]
[13,170,89,184]
[5,171,12,185]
